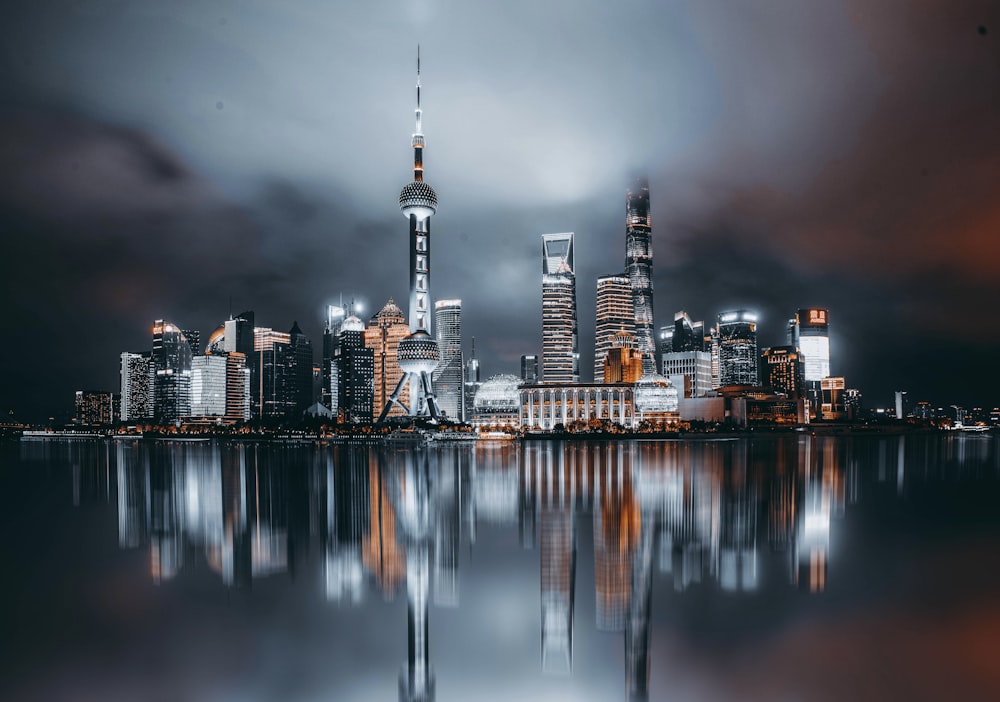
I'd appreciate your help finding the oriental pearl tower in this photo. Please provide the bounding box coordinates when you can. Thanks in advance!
[378,48,442,423]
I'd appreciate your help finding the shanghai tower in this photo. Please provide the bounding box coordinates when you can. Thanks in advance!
[625,177,655,371]
[378,48,442,423]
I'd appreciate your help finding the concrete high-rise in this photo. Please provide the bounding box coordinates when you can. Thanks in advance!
[191,355,227,416]
[542,232,579,383]
[378,49,443,422]
[366,300,410,419]
[625,178,655,370]
[594,274,634,382]
[225,352,250,421]
[717,310,759,386]
[661,351,713,397]
[433,299,463,420]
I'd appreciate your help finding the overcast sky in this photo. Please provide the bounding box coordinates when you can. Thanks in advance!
[1,0,998,420]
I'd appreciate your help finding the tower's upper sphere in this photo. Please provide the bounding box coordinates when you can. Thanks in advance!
[397,329,440,375]
[399,181,438,221]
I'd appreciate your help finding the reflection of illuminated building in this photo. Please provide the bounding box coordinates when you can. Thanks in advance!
[539,449,576,673]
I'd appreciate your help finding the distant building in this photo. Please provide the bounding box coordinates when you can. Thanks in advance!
[521,383,636,431]
[717,310,759,386]
[625,177,655,370]
[761,345,805,398]
[75,390,114,425]
[787,309,831,382]
[820,376,847,421]
[338,315,375,424]
[434,299,464,420]
[471,374,522,429]
[190,355,227,417]
[594,274,634,382]
[520,354,539,384]
[671,311,704,352]
[464,337,482,420]
[602,331,644,384]
[119,351,152,422]
[224,352,250,421]
[152,320,192,422]
[365,299,410,419]
[288,321,314,415]
[542,232,579,383]
[661,350,713,397]
[182,329,201,357]
[322,304,347,412]
[253,327,293,420]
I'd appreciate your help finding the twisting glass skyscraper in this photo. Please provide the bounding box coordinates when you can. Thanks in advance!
[542,232,579,383]
[625,177,655,371]
[378,48,442,422]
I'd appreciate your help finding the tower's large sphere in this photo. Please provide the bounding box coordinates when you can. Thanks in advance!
[397,330,439,375]
[399,181,438,220]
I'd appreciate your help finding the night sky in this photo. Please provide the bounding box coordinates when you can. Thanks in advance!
[1,0,998,421]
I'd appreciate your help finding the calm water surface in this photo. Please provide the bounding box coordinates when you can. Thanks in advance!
[2,435,999,701]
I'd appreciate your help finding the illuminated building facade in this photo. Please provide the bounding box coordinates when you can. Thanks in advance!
[625,177,655,370]
[820,376,847,420]
[120,351,152,422]
[322,304,346,413]
[366,300,410,419]
[191,355,227,416]
[182,329,201,357]
[225,352,250,420]
[542,232,579,383]
[671,311,705,352]
[378,50,443,421]
[471,374,522,429]
[338,316,375,424]
[464,338,481,421]
[594,274,635,382]
[661,350,713,397]
[433,299,463,420]
[253,327,293,419]
[761,345,805,398]
[787,308,831,382]
[603,331,644,384]
[75,390,114,425]
[152,320,193,422]
[520,383,636,431]
[717,310,759,386]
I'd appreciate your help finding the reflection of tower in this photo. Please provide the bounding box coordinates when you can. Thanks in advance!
[541,232,579,383]
[539,449,576,673]
[379,49,442,422]
[625,516,655,702]
[625,178,655,371]
[594,445,638,632]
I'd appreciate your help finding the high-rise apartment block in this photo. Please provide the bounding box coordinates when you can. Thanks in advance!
[434,299,464,420]
[594,274,634,382]
[717,310,759,386]
[120,351,152,422]
[542,232,579,383]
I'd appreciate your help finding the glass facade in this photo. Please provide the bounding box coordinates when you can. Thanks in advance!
[717,310,759,386]
[542,233,579,383]
[191,355,227,416]
[152,320,192,422]
[625,178,655,368]
[594,274,634,382]
[788,308,831,382]
[433,299,464,420]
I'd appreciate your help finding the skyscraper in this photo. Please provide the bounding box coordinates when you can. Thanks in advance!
[191,355,227,416]
[542,232,579,383]
[366,300,410,419]
[288,321,314,415]
[625,177,655,370]
[787,308,831,382]
[603,331,644,384]
[594,274,634,382]
[152,320,192,422]
[338,315,375,424]
[434,299,463,420]
[322,304,346,412]
[761,345,805,398]
[464,337,481,420]
[671,311,704,352]
[224,352,250,421]
[520,354,539,384]
[378,49,443,421]
[717,310,759,386]
[120,351,152,422]
[253,327,293,419]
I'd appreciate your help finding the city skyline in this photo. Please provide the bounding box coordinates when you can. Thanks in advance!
[1,1,999,420]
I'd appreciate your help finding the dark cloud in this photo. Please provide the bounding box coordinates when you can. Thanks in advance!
[0,0,999,419]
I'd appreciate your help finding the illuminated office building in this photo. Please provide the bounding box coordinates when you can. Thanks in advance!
[671,311,704,352]
[75,390,114,425]
[661,351,713,397]
[152,320,193,422]
[322,304,347,412]
[378,49,443,421]
[464,337,481,420]
[182,329,201,357]
[366,299,410,419]
[434,299,463,420]
[717,310,759,386]
[707,326,721,389]
[820,376,847,421]
[787,308,831,382]
[253,327,293,419]
[225,352,250,420]
[542,232,579,383]
[120,351,152,422]
[625,178,655,370]
[761,345,805,398]
[338,315,375,424]
[594,274,635,382]
[603,331,644,384]
[191,355,227,416]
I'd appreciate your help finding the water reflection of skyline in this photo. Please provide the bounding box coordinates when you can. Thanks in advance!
[32,433,999,702]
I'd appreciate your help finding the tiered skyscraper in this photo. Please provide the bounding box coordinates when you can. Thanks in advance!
[541,232,579,383]
[378,48,442,422]
[625,178,655,371]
